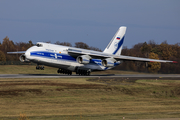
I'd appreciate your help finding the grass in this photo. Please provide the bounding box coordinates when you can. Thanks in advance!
[0,65,57,74]
[0,65,148,75]
[0,78,180,120]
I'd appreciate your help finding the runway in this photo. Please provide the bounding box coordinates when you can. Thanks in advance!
[0,74,180,79]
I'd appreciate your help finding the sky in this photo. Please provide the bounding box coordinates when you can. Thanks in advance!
[0,0,179,50]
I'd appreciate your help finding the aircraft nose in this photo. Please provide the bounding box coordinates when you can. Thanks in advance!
[25,49,31,59]
[24,46,36,59]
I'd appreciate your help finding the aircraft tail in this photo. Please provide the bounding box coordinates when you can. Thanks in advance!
[103,26,126,56]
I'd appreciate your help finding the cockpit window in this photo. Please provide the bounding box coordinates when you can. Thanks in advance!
[36,43,43,47]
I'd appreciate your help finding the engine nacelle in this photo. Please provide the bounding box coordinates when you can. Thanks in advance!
[19,54,30,63]
[102,58,116,67]
[77,55,91,64]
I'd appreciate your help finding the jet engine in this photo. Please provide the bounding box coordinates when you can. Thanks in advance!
[102,58,116,67]
[19,54,29,63]
[77,55,91,64]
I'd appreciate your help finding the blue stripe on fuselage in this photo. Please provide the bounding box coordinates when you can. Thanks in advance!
[30,51,76,61]
[90,59,102,66]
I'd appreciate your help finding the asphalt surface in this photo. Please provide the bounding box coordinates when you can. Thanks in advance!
[0,74,180,78]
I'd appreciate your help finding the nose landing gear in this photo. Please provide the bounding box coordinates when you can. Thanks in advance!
[36,65,44,70]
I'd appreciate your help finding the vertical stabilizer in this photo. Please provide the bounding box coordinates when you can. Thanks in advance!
[103,26,126,55]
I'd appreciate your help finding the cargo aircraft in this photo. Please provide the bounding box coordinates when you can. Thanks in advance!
[8,26,177,75]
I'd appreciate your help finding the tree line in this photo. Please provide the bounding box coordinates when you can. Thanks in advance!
[0,36,179,73]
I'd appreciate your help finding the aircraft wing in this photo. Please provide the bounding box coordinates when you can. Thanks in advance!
[114,55,177,63]
[7,51,26,54]
[68,48,177,63]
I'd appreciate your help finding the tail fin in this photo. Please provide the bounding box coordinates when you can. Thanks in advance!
[103,26,126,55]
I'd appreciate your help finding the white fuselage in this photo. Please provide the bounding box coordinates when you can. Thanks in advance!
[25,42,120,72]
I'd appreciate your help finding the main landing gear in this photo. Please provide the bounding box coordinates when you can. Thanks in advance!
[36,65,44,70]
[76,69,91,76]
[57,68,91,76]
[57,68,72,75]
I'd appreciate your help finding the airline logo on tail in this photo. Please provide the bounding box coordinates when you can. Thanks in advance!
[114,42,118,49]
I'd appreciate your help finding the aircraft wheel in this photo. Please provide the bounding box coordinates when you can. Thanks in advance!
[69,71,72,75]
[41,66,44,70]
[36,66,39,70]
[87,71,90,76]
